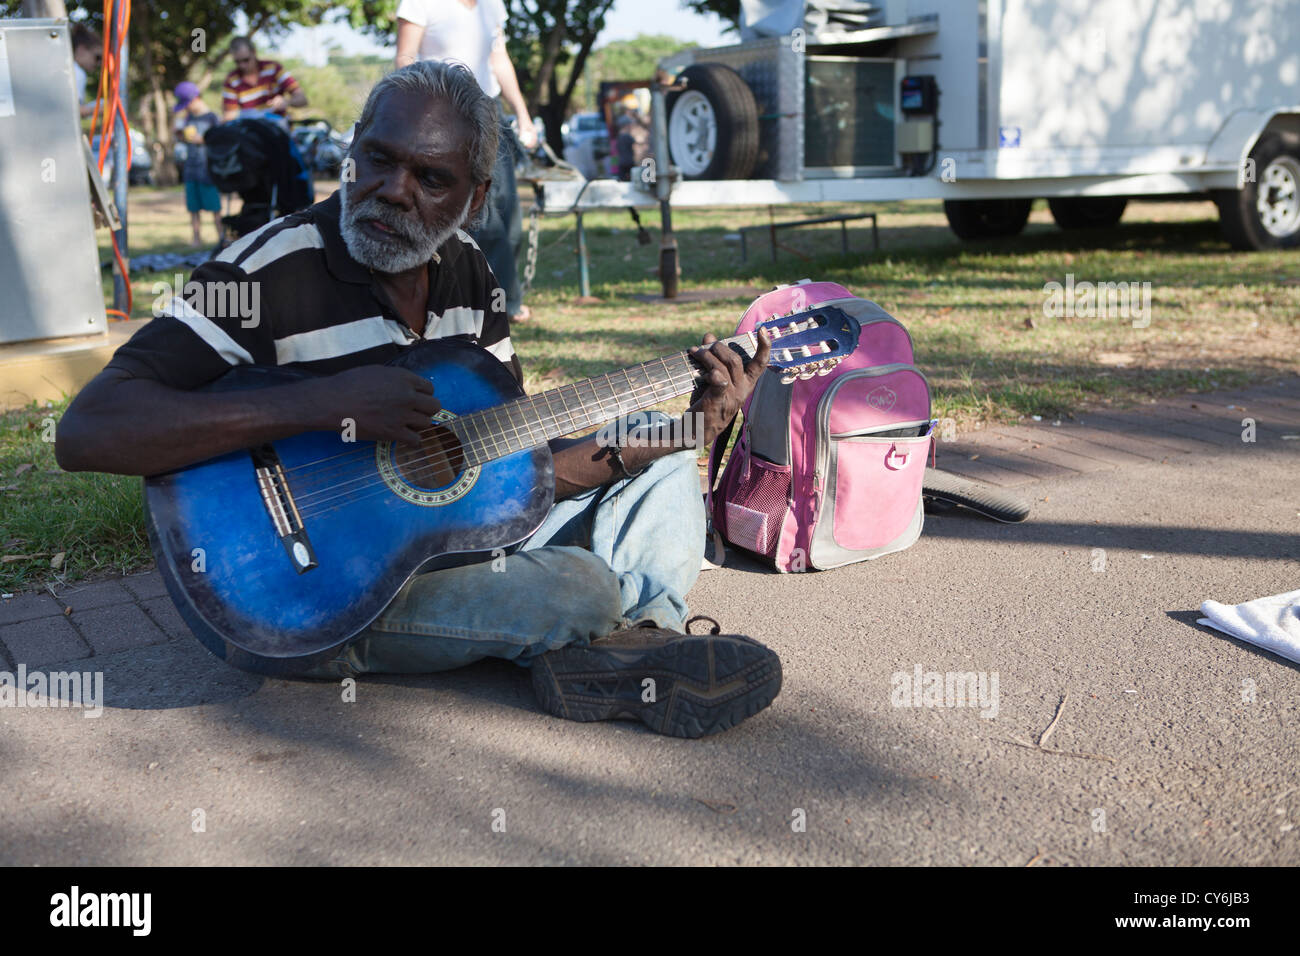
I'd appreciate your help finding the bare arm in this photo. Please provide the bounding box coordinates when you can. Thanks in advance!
[56,365,441,477]
[489,36,537,148]
[395,18,424,68]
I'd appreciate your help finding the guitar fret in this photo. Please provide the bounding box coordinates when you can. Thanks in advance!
[538,388,563,439]
[602,372,624,419]
[579,378,607,425]
[464,413,489,466]
[515,397,539,446]
[490,405,515,455]
[564,383,588,434]
[508,402,533,450]
[503,400,526,449]
[519,397,546,447]
[617,368,640,416]
[637,362,664,404]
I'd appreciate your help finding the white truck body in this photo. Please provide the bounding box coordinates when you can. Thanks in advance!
[543,0,1300,210]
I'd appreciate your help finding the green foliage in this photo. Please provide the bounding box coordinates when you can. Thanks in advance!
[568,34,693,109]
[502,0,617,148]
[277,54,388,131]
[682,0,740,31]
[0,1,335,104]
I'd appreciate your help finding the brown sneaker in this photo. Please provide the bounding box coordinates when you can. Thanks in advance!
[530,616,782,738]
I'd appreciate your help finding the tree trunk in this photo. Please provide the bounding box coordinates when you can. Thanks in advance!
[529,19,566,116]
[136,3,178,187]
[543,9,610,154]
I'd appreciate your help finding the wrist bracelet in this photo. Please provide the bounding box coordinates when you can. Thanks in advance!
[607,443,644,482]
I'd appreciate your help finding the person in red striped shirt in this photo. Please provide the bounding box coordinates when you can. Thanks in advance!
[221,36,308,122]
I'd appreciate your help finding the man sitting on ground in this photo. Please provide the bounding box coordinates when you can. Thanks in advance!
[56,61,782,739]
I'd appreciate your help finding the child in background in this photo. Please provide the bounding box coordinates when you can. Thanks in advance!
[173,82,223,248]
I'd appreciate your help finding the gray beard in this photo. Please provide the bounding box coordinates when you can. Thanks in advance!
[338,181,472,274]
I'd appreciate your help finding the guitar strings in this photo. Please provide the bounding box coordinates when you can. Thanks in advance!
[287,364,700,502]
[279,327,772,481]
[289,328,836,514]
[278,324,832,517]
[293,354,839,519]
[288,326,833,511]
[293,367,702,516]
[280,352,707,485]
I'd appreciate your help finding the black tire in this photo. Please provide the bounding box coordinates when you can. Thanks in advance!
[943,199,1033,240]
[665,63,759,181]
[1047,196,1128,229]
[1213,134,1300,250]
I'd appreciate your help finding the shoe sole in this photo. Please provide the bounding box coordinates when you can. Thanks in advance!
[531,634,782,738]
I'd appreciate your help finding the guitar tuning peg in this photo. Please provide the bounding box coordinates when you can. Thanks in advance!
[779,372,797,385]
[816,362,832,376]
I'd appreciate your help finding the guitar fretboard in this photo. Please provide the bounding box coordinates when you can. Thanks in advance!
[449,332,758,467]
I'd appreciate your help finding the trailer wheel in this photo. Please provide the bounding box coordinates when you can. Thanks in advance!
[1215,135,1300,250]
[1047,196,1128,230]
[666,64,759,180]
[943,199,1033,240]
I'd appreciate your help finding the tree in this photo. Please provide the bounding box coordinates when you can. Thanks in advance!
[504,0,617,153]
[3,0,342,181]
[344,0,618,152]
[682,0,741,32]
[552,33,692,116]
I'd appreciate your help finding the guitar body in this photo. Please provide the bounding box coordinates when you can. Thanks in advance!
[145,339,553,676]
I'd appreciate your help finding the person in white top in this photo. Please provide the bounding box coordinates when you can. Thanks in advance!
[395,0,538,321]
[70,23,102,119]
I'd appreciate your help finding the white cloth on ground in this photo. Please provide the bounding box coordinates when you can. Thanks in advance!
[1199,588,1300,666]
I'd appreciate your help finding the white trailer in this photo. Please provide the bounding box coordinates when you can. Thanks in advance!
[539,0,1300,295]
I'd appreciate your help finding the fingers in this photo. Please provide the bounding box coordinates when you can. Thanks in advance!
[701,332,717,345]
[690,345,731,390]
[748,327,771,382]
[710,341,746,387]
[399,369,435,394]
[412,394,442,417]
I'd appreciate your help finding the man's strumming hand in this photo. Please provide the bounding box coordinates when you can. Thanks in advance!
[312,366,442,445]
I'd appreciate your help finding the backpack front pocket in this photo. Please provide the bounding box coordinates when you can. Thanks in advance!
[828,431,931,552]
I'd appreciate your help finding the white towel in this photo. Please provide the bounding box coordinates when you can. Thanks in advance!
[1199,589,1300,666]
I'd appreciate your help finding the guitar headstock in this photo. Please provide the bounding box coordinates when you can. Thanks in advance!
[755,305,862,384]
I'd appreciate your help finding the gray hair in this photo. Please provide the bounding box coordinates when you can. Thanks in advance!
[353,60,499,185]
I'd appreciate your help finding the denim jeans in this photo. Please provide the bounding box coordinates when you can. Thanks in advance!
[308,417,705,677]
[467,104,524,317]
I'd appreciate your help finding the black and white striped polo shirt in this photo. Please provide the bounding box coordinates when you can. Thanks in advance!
[106,190,520,391]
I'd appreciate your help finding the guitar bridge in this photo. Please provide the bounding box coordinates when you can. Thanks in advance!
[251,445,318,574]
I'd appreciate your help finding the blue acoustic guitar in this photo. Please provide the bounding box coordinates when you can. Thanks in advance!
[146,306,861,675]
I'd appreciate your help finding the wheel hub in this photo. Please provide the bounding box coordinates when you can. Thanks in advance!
[668,91,717,178]
[1256,155,1300,238]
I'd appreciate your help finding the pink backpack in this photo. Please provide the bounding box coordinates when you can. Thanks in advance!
[708,282,935,572]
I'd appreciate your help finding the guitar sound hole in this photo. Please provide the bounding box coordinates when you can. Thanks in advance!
[393,423,465,491]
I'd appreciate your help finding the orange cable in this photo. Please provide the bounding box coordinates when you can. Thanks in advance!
[93,0,134,318]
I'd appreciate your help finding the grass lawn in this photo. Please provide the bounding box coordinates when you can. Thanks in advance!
[2,181,1296,592]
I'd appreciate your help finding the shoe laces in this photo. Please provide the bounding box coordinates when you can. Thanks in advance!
[685,615,722,635]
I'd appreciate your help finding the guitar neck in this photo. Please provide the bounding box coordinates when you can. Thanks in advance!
[452,330,760,465]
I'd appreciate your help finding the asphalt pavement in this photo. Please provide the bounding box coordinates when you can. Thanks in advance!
[1,378,1297,865]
